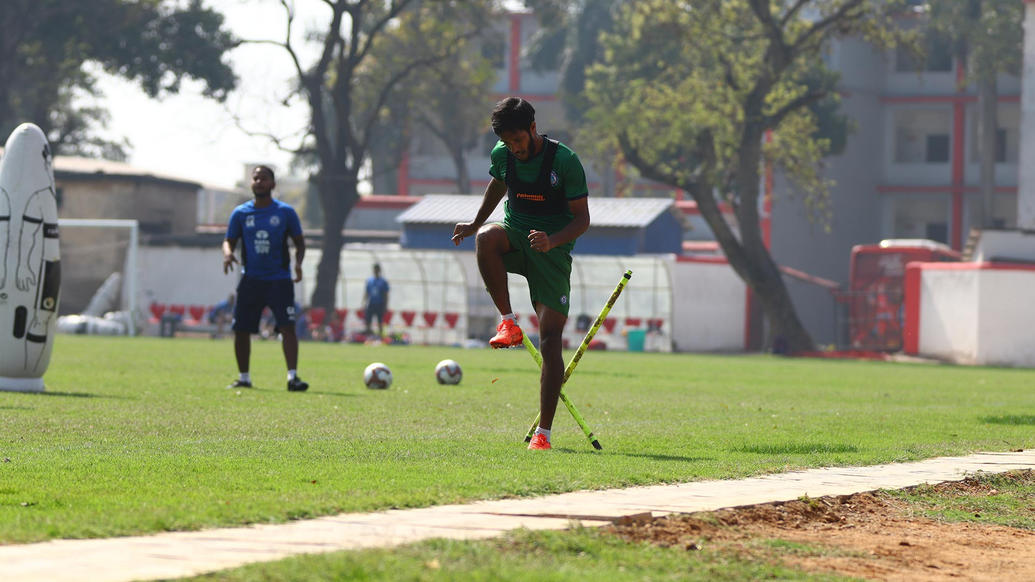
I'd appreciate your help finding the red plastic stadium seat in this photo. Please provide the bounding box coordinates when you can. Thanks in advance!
[647,318,664,332]
[335,308,348,322]
[383,310,393,325]
[356,308,365,321]
[169,304,186,316]
[624,317,642,328]
[526,314,539,330]
[309,307,326,326]
[400,311,416,326]
[423,312,438,327]
[149,302,167,322]
[443,313,459,329]
[188,305,206,323]
[603,317,617,334]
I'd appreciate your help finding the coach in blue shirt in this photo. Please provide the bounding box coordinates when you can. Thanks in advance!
[222,165,309,392]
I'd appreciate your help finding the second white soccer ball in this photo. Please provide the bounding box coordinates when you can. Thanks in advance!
[434,359,462,385]
[363,362,392,389]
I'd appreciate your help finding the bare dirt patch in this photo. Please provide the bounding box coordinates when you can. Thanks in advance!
[605,472,1035,581]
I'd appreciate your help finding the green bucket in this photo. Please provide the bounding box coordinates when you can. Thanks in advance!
[626,329,646,352]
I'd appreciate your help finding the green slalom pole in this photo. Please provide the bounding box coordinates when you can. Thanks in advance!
[521,269,633,449]
[522,334,602,450]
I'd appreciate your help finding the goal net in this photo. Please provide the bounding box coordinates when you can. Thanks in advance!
[57,218,139,334]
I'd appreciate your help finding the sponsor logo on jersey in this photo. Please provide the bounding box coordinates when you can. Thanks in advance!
[246,215,255,228]
[255,230,270,254]
[560,295,567,305]
[516,192,546,202]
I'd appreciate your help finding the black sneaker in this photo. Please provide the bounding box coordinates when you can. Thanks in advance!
[227,379,252,389]
[287,377,309,392]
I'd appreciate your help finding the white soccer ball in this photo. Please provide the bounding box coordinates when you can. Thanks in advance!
[434,359,462,385]
[363,362,392,389]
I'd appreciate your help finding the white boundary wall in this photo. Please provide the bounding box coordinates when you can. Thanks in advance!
[669,258,746,352]
[907,263,1035,367]
[127,246,747,351]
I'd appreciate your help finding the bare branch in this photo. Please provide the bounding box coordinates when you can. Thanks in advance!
[357,48,462,153]
[228,108,310,157]
[353,0,417,67]
[779,0,813,28]
[793,0,866,54]
[765,90,829,128]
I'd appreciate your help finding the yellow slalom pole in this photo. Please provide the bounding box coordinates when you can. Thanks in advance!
[521,269,633,449]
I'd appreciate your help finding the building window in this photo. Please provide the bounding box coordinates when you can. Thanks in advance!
[966,192,1017,230]
[895,29,954,73]
[891,196,949,243]
[969,103,1020,164]
[925,222,948,244]
[894,109,952,163]
[925,134,950,163]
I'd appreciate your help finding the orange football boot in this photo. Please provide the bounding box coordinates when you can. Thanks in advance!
[489,318,523,348]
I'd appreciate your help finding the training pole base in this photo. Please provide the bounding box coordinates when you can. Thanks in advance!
[591,440,602,450]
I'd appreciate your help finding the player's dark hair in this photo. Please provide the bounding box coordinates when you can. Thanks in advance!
[254,165,275,181]
[491,97,535,136]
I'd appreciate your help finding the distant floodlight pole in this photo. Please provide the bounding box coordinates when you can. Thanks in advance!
[59,219,140,336]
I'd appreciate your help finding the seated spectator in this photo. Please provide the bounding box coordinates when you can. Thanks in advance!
[327,309,345,342]
[295,304,313,340]
[208,294,235,339]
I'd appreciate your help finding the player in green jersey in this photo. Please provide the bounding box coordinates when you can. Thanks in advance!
[452,97,591,450]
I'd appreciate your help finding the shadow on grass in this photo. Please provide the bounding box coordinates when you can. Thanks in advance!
[550,448,713,462]
[981,415,1035,426]
[732,443,859,454]
[34,391,128,399]
[305,391,357,398]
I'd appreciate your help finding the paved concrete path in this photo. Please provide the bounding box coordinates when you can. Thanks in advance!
[3,450,1033,582]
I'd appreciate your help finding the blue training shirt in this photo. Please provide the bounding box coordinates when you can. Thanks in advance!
[225,199,303,281]
[365,276,389,307]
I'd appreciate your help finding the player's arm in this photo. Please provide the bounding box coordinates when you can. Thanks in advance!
[452,178,507,245]
[533,197,590,253]
[290,233,305,282]
[222,238,239,274]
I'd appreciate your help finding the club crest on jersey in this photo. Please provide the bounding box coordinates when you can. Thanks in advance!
[549,170,559,188]
[269,215,281,227]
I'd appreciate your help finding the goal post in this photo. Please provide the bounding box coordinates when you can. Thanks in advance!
[58,218,140,336]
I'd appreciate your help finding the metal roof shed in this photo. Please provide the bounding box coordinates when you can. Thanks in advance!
[397,195,684,256]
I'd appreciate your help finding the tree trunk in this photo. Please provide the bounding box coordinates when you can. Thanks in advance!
[450,147,470,194]
[729,127,815,353]
[618,129,815,354]
[977,74,997,228]
[310,170,360,311]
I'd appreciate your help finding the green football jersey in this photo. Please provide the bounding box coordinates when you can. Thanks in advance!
[488,137,589,242]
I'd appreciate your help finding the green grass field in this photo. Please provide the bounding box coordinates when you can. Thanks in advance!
[1,335,1033,544]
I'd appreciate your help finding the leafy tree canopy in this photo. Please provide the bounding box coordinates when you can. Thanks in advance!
[927,0,1023,81]
[583,0,909,352]
[0,0,237,159]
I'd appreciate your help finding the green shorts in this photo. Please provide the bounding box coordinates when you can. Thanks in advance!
[500,223,573,316]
